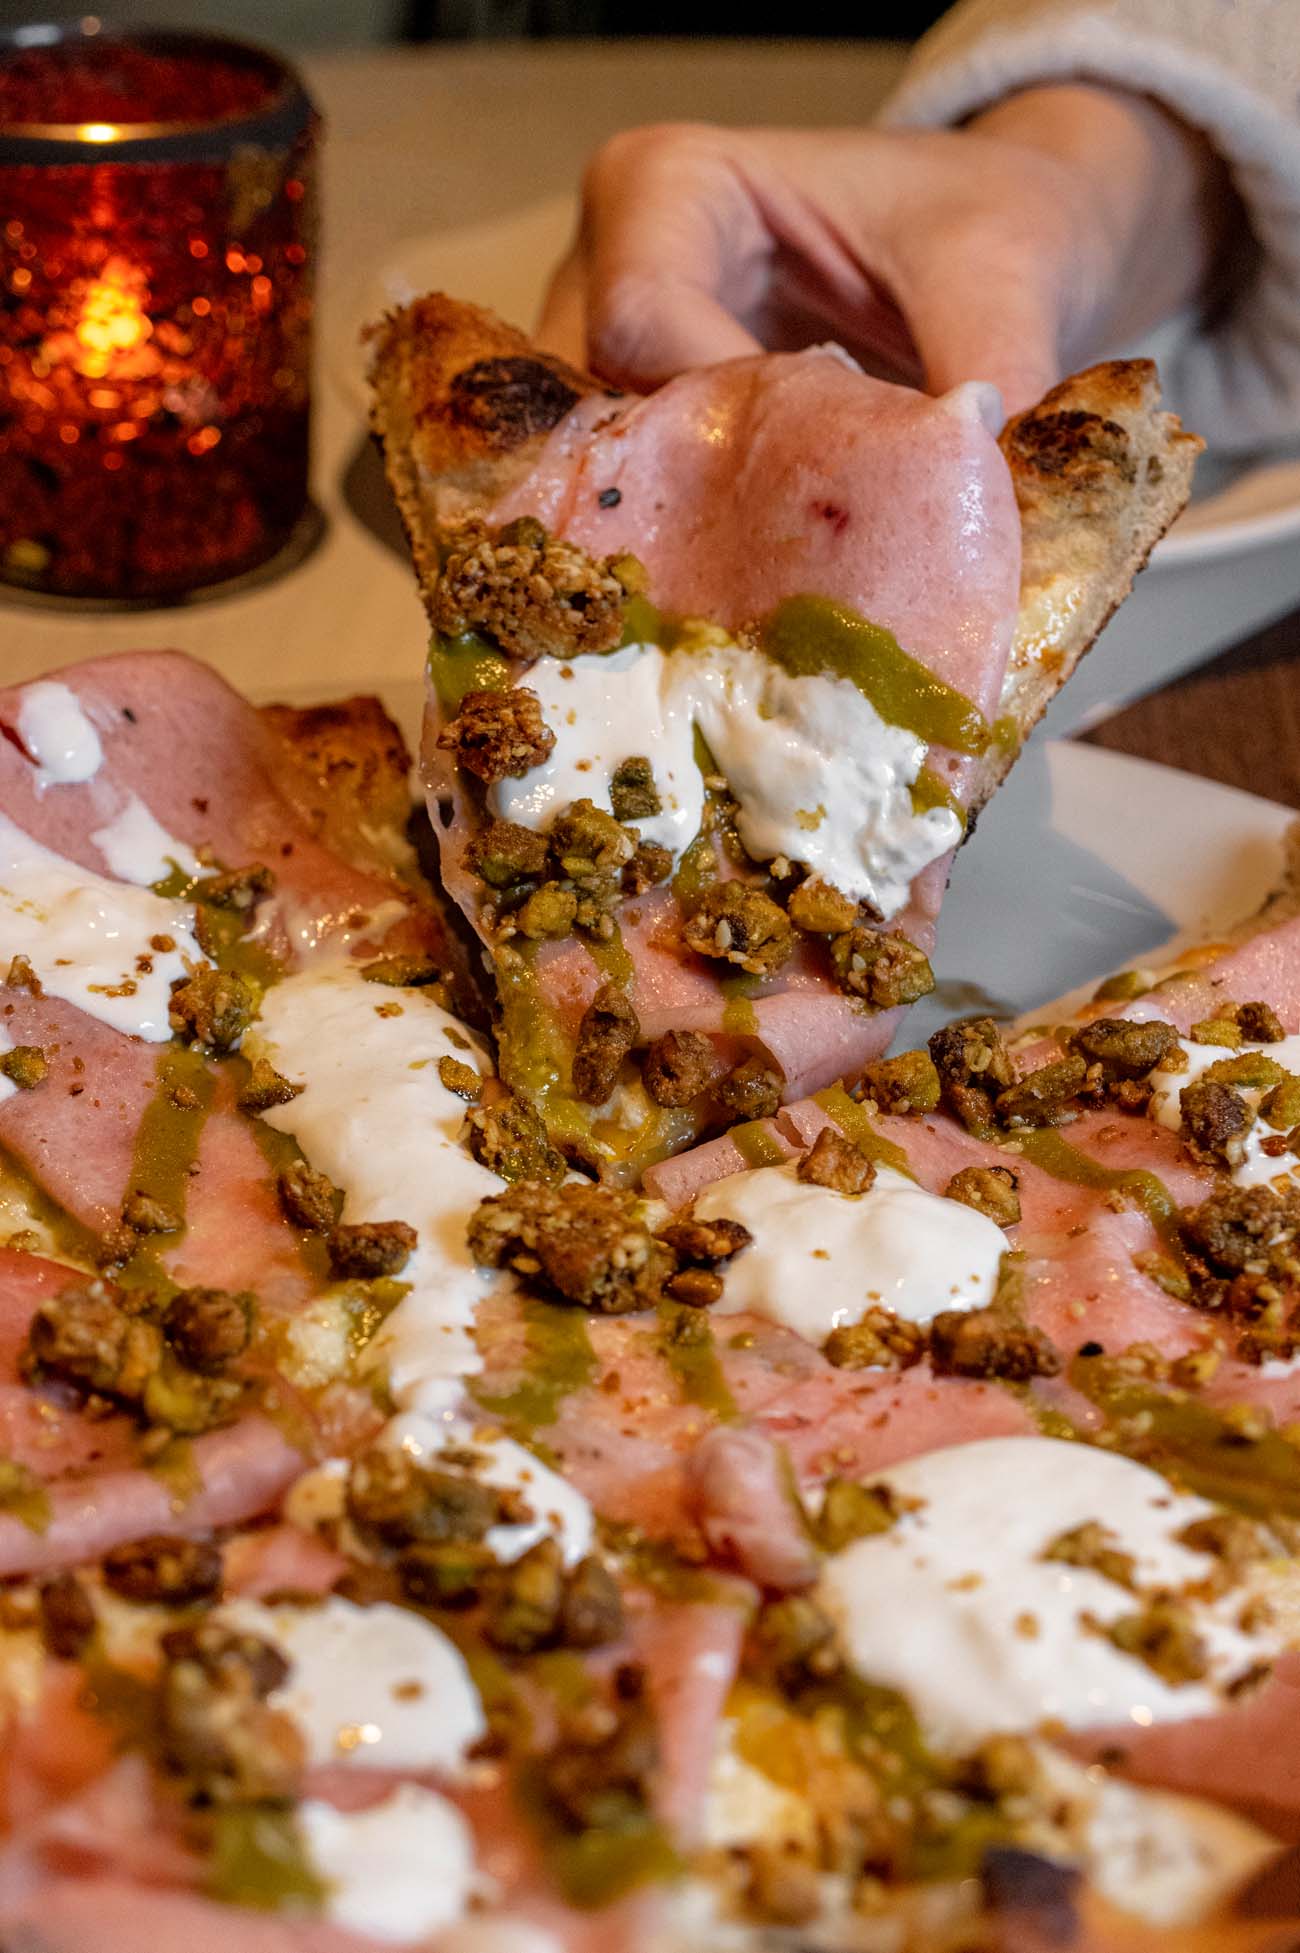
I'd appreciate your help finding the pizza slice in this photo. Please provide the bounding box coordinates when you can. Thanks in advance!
[368,297,1201,1182]
[4,643,1300,1951]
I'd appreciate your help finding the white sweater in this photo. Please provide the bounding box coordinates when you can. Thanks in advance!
[881,0,1300,451]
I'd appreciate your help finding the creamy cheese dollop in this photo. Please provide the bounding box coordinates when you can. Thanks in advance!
[221,1595,484,1773]
[297,1784,474,1944]
[491,640,961,921]
[1147,1029,1300,1189]
[819,1437,1279,1750]
[285,1399,595,1573]
[385,1399,594,1568]
[90,793,200,887]
[248,964,506,1391]
[693,1159,1004,1341]
[16,679,104,787]
[0,813,205,1039]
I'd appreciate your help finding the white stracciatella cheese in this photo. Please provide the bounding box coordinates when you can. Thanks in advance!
[248,964,507,1391]
[693,1159,1005,1341]
[220,1594,485,1773]
[285,1398,596,1573]
[0,812,206,1039]
[16,679,104,788]
[491,639,961,921]
[90,793,200,887]
[297,1783,475,1943]
[383,1398,594,1567]
[819,1437,1283,1750]
[1147,1027,1300,1190]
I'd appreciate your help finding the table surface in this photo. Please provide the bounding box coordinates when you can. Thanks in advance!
[5,39,1298,806]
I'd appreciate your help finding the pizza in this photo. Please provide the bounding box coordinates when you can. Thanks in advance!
[4,310,1300,1953]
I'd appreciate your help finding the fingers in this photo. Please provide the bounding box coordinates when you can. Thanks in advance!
[900,229,1064,417]
[557,125,770,389]
[535,245,587,366]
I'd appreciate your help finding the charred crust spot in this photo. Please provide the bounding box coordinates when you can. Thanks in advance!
[1007,408,1136,488]
[448,356,581,449]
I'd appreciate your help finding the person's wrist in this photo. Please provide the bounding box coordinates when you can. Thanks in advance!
[968,84,1233,341]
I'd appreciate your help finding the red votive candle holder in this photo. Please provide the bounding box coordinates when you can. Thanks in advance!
[0,22,318,603]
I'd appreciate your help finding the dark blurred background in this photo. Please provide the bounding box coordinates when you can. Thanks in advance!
[0,0,946,46]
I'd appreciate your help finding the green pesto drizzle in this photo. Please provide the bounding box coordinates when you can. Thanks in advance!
[759,596,991,756]
[671,725,724,913]
[813,1083,914,1178]
[231,1062,334,1286]
[149,869,279,988]
[909,765,966,828]
[1015,1128,1181,1252]
[588,921,634,992]
[116,1048,217,1295]
[620,595,666,648]
[0,1153,99,1267]
[206,1804,328,1912]
[475,1297,597,1431]
[143,1436,202,1512]
[729,1121,788,1169]
[1071,1354,1300,1519]
[517,1758,679,1909]
[719,973,760,1036]
[427,630,510,711]
[657,1303,737,1419]
[495,947,571,1104]
[0,1458,50,1533]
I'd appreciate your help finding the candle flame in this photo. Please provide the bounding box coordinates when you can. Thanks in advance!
[73,259,152,379]
[76,121,121,143]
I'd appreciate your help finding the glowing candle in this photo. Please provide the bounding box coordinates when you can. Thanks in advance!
[0,24,318,602]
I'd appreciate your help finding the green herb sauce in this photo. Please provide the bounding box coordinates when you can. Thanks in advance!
[475,1297,597,1431]
[116,1048,216,1296]
[206,1803,328,1912]
[0,1458,50,1533]
[1016,1128,1181,1252]
[657,1303,737,1419]
[427,630,511,711]
[719,973,761,1036]
[1072,1355,1300,1518]
[813,1083,915,1178]
[759,596,991,755]
[729,1121,788,1169]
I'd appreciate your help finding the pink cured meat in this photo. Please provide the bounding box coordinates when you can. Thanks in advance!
[494,354,1020,700]
[0,991,161,1239]
[631,1589,752,1844]
[1071,1655,1300,1843]
[0,651,421,957]
[1121,919,1300,1038]
[477,1293,1035,1545]
[0,1881,390,1953]
[162,1067,317,1312]
[426,351,1021,1106]
[0,1406,306,1579]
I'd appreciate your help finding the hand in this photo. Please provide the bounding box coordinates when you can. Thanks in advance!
[537,85,1232,413]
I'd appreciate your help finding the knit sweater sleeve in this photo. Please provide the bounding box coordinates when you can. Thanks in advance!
[879,0,1300,451]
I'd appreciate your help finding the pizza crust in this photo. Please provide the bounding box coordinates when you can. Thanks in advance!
[366,296,606,611]
[979,358,1204,808]
[368,302,1201,805]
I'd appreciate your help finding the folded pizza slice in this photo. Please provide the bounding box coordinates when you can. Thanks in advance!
[369,298,1200,1180]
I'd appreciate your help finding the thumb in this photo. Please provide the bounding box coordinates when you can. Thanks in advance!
[900,234,1064,417]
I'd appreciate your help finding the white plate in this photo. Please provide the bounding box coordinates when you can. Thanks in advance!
[265,667,1296,1038]
[337,196,1300,570]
